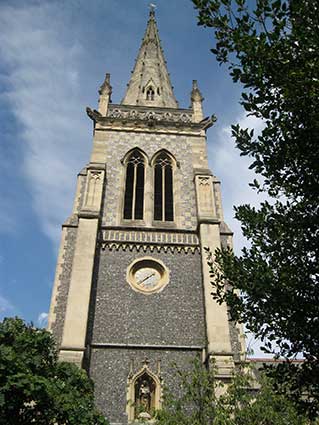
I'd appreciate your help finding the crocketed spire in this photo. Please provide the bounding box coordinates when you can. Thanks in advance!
[121,9,178,108]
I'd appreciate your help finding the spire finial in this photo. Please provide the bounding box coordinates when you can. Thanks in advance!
[149,3,156,17]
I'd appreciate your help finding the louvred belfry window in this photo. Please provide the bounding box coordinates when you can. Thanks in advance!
[123,150,145,220]
[146,87,155,101]
[154,152,174,221]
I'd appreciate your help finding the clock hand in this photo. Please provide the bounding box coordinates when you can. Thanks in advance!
[137,272,156,285]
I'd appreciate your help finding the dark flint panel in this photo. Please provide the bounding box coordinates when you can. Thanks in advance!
[90,347,201,424]
[51,227,77,346]
[90,248,206,347]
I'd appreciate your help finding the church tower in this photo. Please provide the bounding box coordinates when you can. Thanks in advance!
[48,9,244,424]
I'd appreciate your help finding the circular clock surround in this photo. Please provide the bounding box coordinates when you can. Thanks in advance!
[126,257,169,294]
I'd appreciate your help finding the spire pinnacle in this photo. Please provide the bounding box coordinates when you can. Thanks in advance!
[191,80,204,122]
[96,73,112,116]
[191,80,203,102]
[121,9,178,108]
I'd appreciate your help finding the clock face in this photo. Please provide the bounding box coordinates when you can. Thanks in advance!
[127,258,169,294]
[134,267,161,289]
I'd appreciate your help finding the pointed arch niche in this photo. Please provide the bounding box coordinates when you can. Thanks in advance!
[151,150,176,222]
[146,86,155,101]
[126,362,162,422]
[143,78,158,103]
[122,149,147,221]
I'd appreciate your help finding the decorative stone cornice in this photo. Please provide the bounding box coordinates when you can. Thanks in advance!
[100,228,200,254]
[107,104,192,123]
[86,105,216,133]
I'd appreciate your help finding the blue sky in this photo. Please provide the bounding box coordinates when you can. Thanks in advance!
[0,0,264,352]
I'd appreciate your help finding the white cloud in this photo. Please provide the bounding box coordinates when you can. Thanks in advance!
[209,113,267,254]
[37,312,48,328]
[0,3,90,248]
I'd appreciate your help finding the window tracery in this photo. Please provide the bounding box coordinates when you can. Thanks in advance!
[123,150,145,220]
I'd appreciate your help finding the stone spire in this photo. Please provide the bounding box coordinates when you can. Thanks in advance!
[121,8,178,108]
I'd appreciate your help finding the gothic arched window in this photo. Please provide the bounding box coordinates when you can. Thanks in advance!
[146,87,155,101]
[123,150,145,220]
[154,152,174,221]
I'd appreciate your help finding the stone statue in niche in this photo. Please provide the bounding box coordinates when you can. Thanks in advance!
[140,381,151,410]
[135,373,156,420]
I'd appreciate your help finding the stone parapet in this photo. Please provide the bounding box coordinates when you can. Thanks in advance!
[107,103,193,123]
[86,105,216,135]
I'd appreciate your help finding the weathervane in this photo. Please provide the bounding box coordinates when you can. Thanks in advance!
[149,3,157,13]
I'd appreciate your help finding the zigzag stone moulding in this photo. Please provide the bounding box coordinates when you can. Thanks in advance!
[102,243,200,254]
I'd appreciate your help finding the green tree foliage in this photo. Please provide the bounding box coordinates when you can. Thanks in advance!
[156,358,308,425]
[192,0,319,417]
[0,317,108,425]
